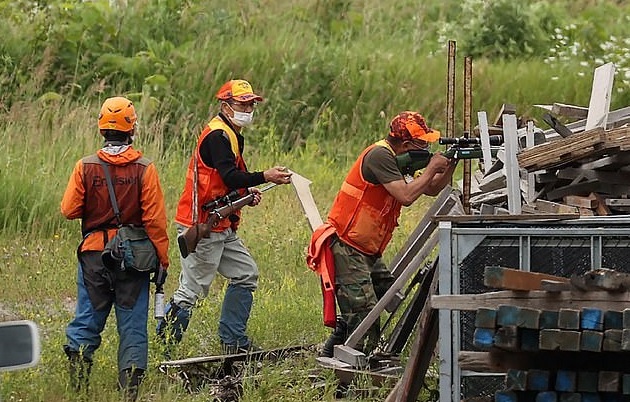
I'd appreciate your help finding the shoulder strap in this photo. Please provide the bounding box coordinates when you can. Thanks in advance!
[97,158,122,226]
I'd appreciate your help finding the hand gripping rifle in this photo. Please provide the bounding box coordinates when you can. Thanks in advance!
[396,135,504,176]
[177,183,278,258]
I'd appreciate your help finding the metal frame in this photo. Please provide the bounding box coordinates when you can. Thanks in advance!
[437,216,630,402]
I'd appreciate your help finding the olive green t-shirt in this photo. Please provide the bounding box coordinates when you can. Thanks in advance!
[361,145,404,185]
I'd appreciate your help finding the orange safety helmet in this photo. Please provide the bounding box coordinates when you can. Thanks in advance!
[98,97,137,132]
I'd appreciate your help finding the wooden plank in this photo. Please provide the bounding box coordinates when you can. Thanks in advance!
[433,213,580,222]
[494,326,520,351]
[431,290,630,311]
[535,199,579,214]
[623,374,630,395]
[539,329,561,351]
[604,310,623,330]
[478,111,494,174]
[536,391,558,402]
[598,371,620,392]
[552,103,589,119]
[333,345,366,368]
[289,170,323,232]
[557,330,581,351]
[581,307,603,330]
[503,114,522,214]
[577,371,599,393]
[159,344,308,367]
[603,329,622,351]
[484,266,570,291]
[497,304,519,326]
[563,194,598,209]
[506,368,528,391]
[555,370,577,392]
[316,356,353,369]
[585,62,615,131]
[621,329,630,351]
[520,328,540,352]
[459,350,630,373]
[493,103,517,126]
[580,330,603,352]
[473,328,495,350]
[591,192,612,216]
[475,308,497,328]
[540,310,559,329]
[558,309,580,330]
[527,369,551,391]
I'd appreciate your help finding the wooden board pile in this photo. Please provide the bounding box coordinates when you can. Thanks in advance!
[466,63,630,216]
[432,266,630,402]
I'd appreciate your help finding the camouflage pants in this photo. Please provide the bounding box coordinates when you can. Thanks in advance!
[332,238,394,354]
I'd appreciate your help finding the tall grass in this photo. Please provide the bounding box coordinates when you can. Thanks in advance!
[2,0,630,401]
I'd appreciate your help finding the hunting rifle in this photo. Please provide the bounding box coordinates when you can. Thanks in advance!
[396,134,504,176]
[177,183,278,258]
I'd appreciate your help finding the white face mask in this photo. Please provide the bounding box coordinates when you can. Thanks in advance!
[226,104,254,127]
[232,110,254,127]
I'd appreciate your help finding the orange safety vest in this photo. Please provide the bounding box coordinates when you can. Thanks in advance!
[327,140,402,256]
[175,116,246,231]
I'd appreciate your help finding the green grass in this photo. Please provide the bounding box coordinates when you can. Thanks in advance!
[2,0,630,400]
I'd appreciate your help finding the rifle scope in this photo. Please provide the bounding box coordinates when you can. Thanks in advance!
[439,135,503,146]
[201,190,242,211]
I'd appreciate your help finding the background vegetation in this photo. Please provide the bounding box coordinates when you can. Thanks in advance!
[1,0,629,401]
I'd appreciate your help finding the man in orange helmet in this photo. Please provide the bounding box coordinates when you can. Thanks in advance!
[308,111,457,358]
[157,79,292,354]
[61,96,169,401]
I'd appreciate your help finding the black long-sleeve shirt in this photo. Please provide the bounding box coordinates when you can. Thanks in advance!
[198,113,266,190]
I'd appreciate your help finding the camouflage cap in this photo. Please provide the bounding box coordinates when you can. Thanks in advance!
[389,111,440,142]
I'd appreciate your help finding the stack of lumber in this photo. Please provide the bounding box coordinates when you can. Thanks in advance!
[432,266,630,402]
[467,109,630,216]
[463,63,630,216]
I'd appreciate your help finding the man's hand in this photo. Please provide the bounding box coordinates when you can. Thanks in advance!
[425,152,450,174]
[151,265,168,287]
[263,166,292,185]
[248,187,262,206]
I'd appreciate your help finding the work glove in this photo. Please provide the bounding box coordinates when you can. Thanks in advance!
[151,265,168,287]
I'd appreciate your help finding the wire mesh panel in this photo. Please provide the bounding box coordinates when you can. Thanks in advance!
[439,220,630,402]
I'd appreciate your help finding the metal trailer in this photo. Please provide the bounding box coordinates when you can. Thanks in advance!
[437,216,630,402]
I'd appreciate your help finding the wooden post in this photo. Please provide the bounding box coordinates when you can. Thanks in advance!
[463,55,473,214]
[446,40,456,186]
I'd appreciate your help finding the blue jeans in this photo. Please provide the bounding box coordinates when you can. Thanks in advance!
[65,251,149,371]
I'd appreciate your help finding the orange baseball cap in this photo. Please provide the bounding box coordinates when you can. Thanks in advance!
[215,79,264,102]
[389,111,440,142]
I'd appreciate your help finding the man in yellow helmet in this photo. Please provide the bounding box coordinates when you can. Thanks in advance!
[61,96,169,401]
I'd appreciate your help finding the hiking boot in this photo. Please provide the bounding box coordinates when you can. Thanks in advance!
[320,317,348,358]
[118,368,144,402]
[65,347,92,392]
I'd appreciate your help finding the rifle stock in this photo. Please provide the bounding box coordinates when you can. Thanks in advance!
[177,183,277,258]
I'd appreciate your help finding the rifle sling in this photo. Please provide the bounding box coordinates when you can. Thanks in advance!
[98,158,122,226]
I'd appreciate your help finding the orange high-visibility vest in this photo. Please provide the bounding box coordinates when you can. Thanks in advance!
[327,141,402,256]
[175,116,246,231]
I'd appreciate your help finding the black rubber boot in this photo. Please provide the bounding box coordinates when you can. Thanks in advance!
[320,317,348,358]
[118,368,144,402]
[65,348,92,392]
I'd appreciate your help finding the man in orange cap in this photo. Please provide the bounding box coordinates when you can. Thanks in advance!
[157,79,292,354]
[309,111,457,358]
